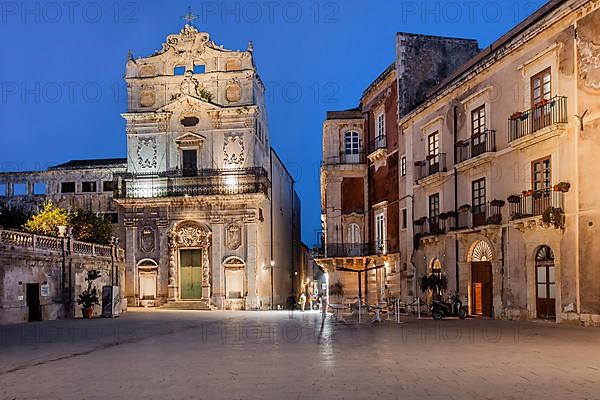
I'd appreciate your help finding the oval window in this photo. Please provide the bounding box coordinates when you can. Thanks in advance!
[180,116,200,127]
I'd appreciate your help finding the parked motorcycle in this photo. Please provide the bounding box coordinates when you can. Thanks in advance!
[431,293,468,320]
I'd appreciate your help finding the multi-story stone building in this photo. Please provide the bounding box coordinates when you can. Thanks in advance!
[0,23,301,312]
[317,0,600,325]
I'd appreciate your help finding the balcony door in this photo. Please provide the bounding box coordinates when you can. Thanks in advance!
[344,132,360,164]
[471,106,487,157]
[428,131,440,174]
[531,156,551,215]
[535,245,556,320]
[347,223,361,256]
[180,249,203,300]
[472,178,486,227]
[531,68,552,131]
[375,213,386,254]
[182,149,198,177]
[428,193,440,234]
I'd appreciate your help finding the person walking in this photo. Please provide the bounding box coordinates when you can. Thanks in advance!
[299,293,306,311]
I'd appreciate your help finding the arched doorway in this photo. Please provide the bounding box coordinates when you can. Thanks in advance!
[469,240,493,317]
[429,258,444,300]
[138,259,158,306]
[535,245,556,320]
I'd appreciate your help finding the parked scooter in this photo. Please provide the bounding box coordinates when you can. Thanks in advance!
[431,293,467,320]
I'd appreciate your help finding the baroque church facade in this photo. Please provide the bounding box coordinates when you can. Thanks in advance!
[0,24,301,311]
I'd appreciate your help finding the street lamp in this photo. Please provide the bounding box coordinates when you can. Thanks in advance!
[270,260,275,310]
[111,236,120,286]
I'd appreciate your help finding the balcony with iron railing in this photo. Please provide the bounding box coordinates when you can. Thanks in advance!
[322,151,366,166]
[456,130,496,164]
[415,153,447,183]
[367,135,387,154]
[508,189,564,221]
[450,202,503,231]
[508,96,567,144]
[312,241,390,258]
[114,167,270,199]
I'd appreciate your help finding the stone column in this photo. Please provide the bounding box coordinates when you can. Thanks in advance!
[202,247,211,300]
[458,261,471,313]
[211,223,225,309]
[157,221,170,305]
[124,220,137,306]
[167,231,178,301]
[492,260,503,319]
[245,222,258,309]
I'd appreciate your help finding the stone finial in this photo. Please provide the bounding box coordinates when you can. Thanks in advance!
[181,6,198,27]
[247,40,254,52]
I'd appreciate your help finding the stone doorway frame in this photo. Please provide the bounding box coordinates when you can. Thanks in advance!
[168,221,212,301]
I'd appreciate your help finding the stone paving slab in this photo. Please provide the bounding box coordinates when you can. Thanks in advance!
[0,310,599,399]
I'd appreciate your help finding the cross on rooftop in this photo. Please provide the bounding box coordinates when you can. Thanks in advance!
[181,6,198,26]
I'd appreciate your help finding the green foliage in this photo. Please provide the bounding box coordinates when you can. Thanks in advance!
[542,207,564,229]
[0,204,31,229]
[198,86,213,102]
[77,270,102,309]
[419,274,448,295]
[22,202,112,244]
[69,209,112,245]
[22,201,70,237]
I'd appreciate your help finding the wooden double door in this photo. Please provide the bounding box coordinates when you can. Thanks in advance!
[471,262,493,317]
[180,249,203,300]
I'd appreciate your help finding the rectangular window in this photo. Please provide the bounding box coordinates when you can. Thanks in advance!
[375,212,386,253]
[61,182,76,193]
[472,178,486,213]
[0,183,6,196]
[104,213,119,224]
[174,66,186,76]
[377,113,385,138]
[344,132,360,155]
[429,193,440,219]
[193,64,205,74]
[103,181,114,192]
[531,68,551,105]
[471,105,486,136]
[33,183,46,195]
[182,149,198,176]
[532,157,551,191]
[13,183,27,196]
[401,208,407,229]
[82,181,97,193]
[428,131,440,168]
[401,155,406,176]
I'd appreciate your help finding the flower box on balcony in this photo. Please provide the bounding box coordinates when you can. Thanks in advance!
[535,98,550,108]
[507,195,520,204]
[459,204,471,212]
[446,211,458,218]
[522,190,533,197]
[510,111,523,120]
[438,213,448,220]
[554,182,571,193]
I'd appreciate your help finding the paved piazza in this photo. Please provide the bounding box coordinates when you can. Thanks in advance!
[0,310,599,399]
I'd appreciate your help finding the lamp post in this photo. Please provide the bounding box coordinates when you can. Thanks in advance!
[110,236,120,286]
[270,260,275,310]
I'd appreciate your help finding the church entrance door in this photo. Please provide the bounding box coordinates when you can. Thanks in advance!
[180,249,203,300]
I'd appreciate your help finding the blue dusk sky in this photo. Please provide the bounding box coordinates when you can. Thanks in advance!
[0,0,546,243]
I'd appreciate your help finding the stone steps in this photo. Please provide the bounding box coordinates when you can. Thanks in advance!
[160,300,213,311]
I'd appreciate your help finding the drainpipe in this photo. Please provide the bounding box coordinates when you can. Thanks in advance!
[453,105,460,294]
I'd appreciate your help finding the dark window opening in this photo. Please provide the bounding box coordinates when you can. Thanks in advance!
[82,181,97,193]
[61,182,76,193]
[181,116,200,127]
[193,64,205,74]
[104,213,119,224]
[103,181,114,192]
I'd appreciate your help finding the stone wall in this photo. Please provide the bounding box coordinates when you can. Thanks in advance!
[0,230,126,324]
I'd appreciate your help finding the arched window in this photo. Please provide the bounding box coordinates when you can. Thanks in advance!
[344,131,360,155]
[347,223,360,244]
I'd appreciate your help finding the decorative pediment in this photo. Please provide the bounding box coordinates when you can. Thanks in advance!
[175,132,206,146]
[157,25,211,57]
[172,222,212,249]
[223,256,245,269]
[158,95,222,114]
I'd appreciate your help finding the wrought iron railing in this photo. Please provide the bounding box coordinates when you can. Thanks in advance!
[114,168,270,199]
[322,151,366,165]
[508,96,567,142]
[509,189,564,221]
[415,153,447,181]
[457,130,496,163]
[368,135,387,154]
[449,203,503,230]
[312,241,390,258]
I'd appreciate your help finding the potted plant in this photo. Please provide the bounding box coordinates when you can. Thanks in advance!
[438,212,448,220]
[329,281,345,304]
[77,270,102,319]
[523,190,533,197]
[414,218,424,226]
[446,211,458,218]
[510,111,523,120]
[542,207,564,229]
[419,274,448,297]
[507,195,520,204]
[554,182,571,193]
[490,199,506,207]
[459,204,471,212]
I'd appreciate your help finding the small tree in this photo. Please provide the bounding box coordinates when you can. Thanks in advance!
[329,281,345,304]
[70,209,112,245]
[0,204,31,229]
[22,201,70,237]
[419,274,448,298]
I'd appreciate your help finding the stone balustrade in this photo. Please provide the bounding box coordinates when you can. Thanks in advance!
[0,229,121,259]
